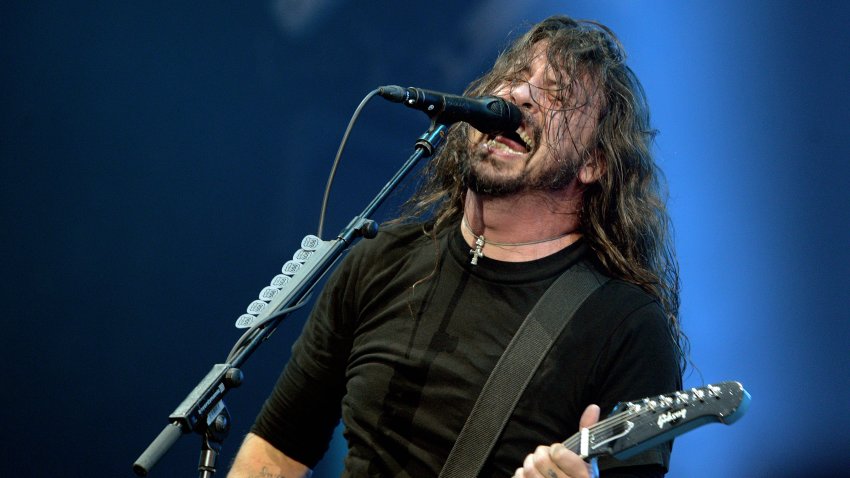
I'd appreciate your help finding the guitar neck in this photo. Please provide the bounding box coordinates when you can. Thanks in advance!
[562,382,750,460]
[562,412,632,459]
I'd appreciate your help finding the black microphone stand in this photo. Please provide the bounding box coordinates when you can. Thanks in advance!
[133,122,448,477]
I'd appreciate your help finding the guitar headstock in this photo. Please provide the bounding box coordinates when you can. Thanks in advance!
[564,381,750,460]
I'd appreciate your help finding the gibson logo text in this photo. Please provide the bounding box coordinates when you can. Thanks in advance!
[657,409,686,428]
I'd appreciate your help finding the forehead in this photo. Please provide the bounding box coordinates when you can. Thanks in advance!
[516,41,569,83]
[528,45,551,74]
[526,41,602,111]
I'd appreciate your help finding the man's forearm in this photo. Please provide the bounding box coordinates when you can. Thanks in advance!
[227,433,312,478]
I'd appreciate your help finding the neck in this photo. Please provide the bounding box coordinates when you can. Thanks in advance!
[461,187,583,263]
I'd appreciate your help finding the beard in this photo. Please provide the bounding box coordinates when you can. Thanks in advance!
[460,141,581,197]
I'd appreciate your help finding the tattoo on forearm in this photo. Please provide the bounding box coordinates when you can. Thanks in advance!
[247,466,288,478]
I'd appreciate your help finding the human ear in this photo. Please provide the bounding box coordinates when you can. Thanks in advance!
[578,152,605,184]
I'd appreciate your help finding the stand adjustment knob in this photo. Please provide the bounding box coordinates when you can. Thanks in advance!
[224,368,243,388]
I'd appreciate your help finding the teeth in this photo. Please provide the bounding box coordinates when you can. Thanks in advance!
[484,129,534,155]
[518,130,534,150]
[486,139,525,155]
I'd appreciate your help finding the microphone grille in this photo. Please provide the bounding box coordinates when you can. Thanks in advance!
[486,99,505,114]
[485,97,522,131]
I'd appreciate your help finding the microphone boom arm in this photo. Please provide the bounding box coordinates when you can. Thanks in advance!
[132,122,448,477]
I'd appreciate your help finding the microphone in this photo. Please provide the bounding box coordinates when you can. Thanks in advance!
[377,85,522,135]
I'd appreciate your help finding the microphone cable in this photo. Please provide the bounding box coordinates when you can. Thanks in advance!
[227,89,380,363]
[316,88,380,239]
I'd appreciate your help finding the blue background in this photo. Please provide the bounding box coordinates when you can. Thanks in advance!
[2,1,848,476]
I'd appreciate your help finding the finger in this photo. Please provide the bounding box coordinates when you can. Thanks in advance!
[522,446,558,478]
[549,443,591,478]
[517,454,541,478]
[532,446,562,478]
[579,404,600,429]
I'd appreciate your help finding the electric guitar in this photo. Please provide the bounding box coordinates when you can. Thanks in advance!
[563,381,750,461]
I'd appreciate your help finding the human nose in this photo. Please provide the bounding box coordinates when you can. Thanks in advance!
[497,80,537,114]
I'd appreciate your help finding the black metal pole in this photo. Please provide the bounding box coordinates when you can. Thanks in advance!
[132,122,447,476]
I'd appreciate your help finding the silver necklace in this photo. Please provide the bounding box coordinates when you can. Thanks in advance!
[462,215,573,265]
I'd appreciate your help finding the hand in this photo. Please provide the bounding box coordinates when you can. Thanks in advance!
[512,404,601,478]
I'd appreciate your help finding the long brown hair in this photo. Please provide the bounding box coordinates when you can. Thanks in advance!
[398,16,687,368]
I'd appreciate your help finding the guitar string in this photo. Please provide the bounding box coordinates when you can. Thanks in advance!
[564,387,730,452]
[562,405,681,452]
[562,413,637,451]
[562,395,711,453]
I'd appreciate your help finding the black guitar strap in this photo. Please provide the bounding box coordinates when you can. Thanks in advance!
[438,259,609,478]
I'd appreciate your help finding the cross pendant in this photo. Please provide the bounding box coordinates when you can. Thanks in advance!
[469,236,485,265]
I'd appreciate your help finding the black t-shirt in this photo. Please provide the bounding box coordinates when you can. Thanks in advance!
[252,222,681,477]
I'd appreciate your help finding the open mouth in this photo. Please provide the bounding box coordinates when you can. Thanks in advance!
[484,129,535,155]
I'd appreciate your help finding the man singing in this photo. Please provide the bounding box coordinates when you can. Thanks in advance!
[228,15,684,478]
